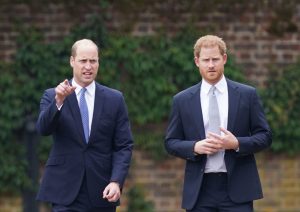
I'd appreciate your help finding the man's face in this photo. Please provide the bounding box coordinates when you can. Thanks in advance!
[194,46,227,84]
[70,44,99,87]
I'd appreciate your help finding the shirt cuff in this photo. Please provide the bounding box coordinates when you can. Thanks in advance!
[56,104,63,110]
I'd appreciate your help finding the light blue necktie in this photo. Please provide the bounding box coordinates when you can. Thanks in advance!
[208,86,221,135]
[206,85,225,171]
[79,88,89,143]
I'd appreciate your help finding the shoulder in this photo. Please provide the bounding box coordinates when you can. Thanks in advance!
[96,82,123,98]
[226,78,256,93]
[174,83,201,100]
[43,87,56,97]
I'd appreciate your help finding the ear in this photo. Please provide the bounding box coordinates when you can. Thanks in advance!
[70,56,74,67]
[194,56,200,67]
[223,54,227,65]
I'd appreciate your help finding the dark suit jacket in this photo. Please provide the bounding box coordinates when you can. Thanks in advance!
[165,78,272,210]
[36,82,133,207]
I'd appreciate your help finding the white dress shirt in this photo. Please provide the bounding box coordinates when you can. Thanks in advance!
[72,79,95,135]
[200,75,228,172]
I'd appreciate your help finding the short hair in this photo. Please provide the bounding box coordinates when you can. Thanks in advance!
[193,35,227,57]
[71,39,99,57]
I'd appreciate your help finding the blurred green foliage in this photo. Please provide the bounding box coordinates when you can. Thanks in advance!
[262,63,300,154]
[133,128,167,161]
[0,14,244,193]
[0,62,31,192]
[126,185,154,212]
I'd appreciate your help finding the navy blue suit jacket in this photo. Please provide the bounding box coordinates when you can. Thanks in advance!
[36,82,133,207]
[165,78,272,210]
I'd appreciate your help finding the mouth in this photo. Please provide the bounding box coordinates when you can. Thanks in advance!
[83,72,93,77]
[208,70,216,73]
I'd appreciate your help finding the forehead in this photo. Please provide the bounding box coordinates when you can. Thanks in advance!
[75,43,98,58]
[199,46,222,58]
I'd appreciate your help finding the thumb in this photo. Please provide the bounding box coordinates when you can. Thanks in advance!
[103,186,109,198]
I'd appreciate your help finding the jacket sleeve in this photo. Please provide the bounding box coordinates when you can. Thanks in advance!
[165,97,202,161]
[110,94,133,187]
[237,89,272,155]
[36,89,61,136]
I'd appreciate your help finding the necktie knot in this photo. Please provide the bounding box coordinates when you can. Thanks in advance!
[81,87,87,96]
[209,85,217,96]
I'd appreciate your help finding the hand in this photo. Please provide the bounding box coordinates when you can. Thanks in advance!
[55,79,76,107]
[194,137,223,155]
[207,127,239,150]
[103,182,121,202]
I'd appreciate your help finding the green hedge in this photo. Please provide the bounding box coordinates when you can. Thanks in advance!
[262,63,300,154]
[0,63,31,192]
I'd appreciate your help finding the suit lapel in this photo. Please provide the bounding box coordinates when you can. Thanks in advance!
[65,91,86,146]
[225,79,240,175]
[227,79,240,132]
[189,82,206,140]
[89,83,105,143]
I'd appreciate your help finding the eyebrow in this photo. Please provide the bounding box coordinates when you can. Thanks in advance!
[78,58,98,61]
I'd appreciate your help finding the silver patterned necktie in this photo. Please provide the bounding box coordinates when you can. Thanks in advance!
[206,85,225,171]
[79,88,89,143]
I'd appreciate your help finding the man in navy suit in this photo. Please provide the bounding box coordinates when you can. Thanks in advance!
[165,35,272,212]
[36,39,133,212]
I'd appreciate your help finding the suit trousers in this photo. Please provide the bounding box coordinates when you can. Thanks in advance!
[187,173,253,212]
[52,173,116,212]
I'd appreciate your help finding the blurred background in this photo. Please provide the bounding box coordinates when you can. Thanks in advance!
[0,0,300,211]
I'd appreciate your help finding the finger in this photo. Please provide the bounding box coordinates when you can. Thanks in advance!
[60,80,71,90]
[204,142,216,150]
[58,84,68,95]
[63,79,70,86]
[71,86,77,91]
[206,141,222,150]
[56,86,66,96]
[107,197,117,202]
[59,82,66,89]
[206,138,222,147]
[59,82,75,96]
[204,146,214,153]
[220,127,230,135]
[56,85,64,92]
[107,190,115,198]
[63,80,76,94]
[205,147,218,154]
[58,83,65,89]
[107,193,117,201]
[107,186,117,197]
[205,139,220,148]
[103,187,110,198]
[69,84,77,92]
[65,86,74,94]
[208,132,222,139]
[108,192,120,202]
[107,190,118,200]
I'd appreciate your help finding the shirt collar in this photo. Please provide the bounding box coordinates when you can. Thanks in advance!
[72,79,95,98]
[201,75,227,95]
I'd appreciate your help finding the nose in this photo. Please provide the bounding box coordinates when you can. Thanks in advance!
[84,62,92,70]
[208,59,214,68]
